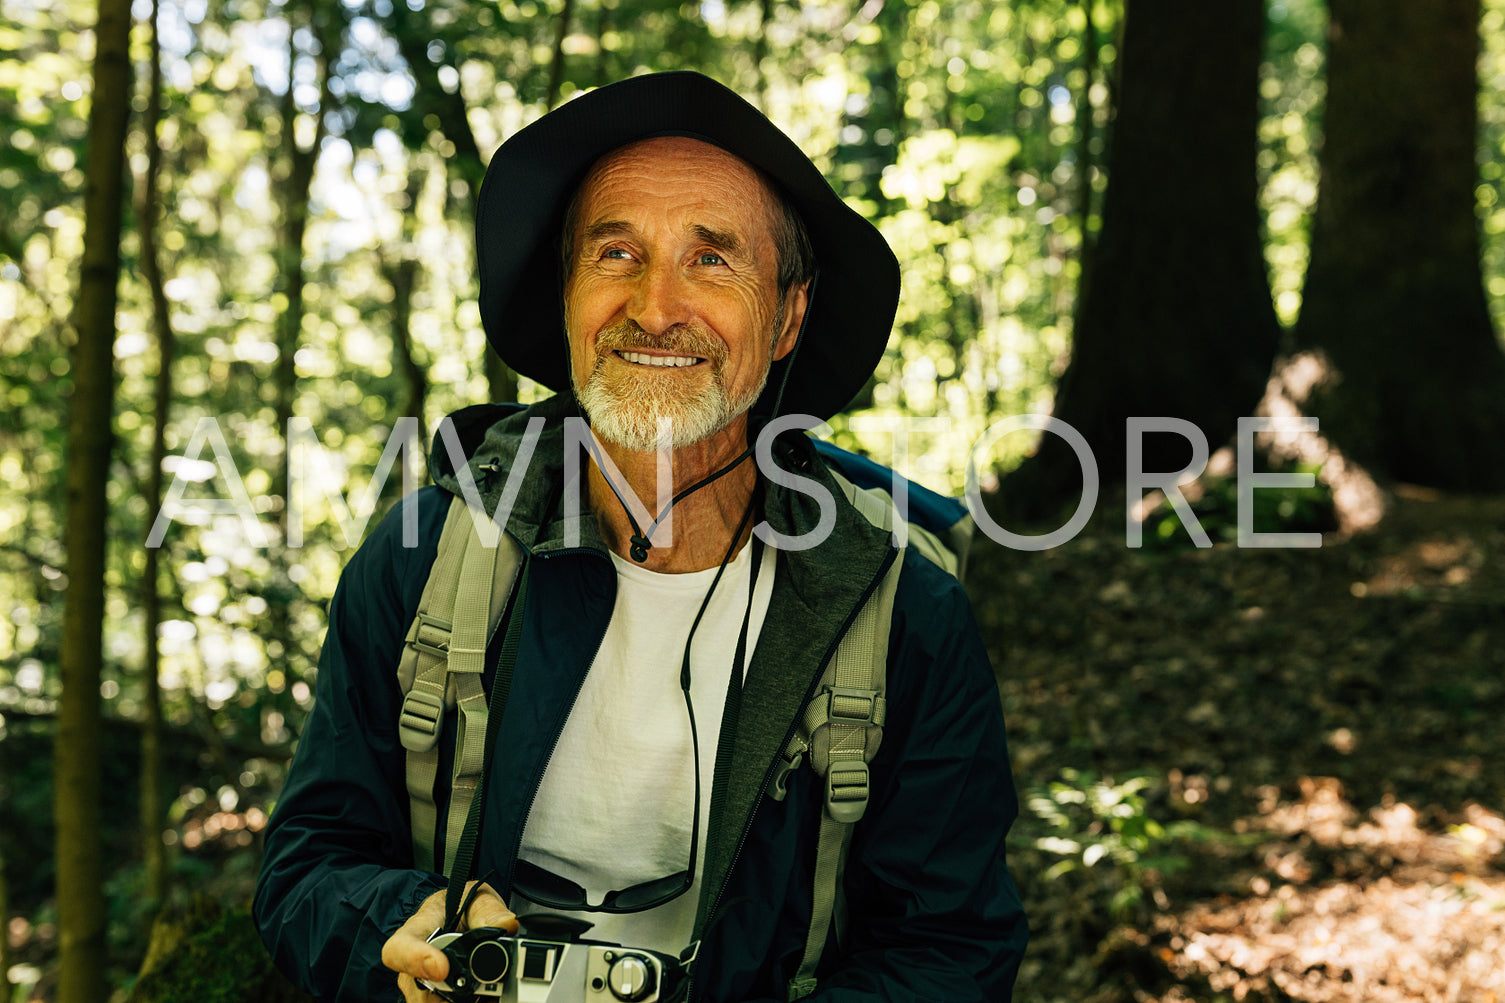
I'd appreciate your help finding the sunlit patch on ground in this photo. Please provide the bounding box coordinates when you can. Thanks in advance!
[1153,778,1505,1002]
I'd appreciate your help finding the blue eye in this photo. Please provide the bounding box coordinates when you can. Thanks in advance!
[603,248,631,260]
[698,252,725,266]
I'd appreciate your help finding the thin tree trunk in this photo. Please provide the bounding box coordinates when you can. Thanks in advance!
[387,5,518,403]
[1074,0,1099,262]
[544,0,575,110]
[388,257,426,443]
[269,14,330,675]
[752,0,774,110]
[56,0,132,999]
[382,174,430,472]
[0,838,9,1001]
[1292,0,1505,488]
[1004,0,1278,514]
[137,0,173,912]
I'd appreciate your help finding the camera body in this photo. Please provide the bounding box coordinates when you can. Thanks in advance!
[420,925,680,1003]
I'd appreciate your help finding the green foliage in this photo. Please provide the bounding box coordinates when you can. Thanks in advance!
[1017,768,1232,922]
[1139,462,1336,551]
[3,0,1505,997]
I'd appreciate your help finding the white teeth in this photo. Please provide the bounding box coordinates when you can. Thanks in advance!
[618,351,702,368]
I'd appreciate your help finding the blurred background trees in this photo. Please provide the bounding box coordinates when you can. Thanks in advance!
[3,0,1505,998]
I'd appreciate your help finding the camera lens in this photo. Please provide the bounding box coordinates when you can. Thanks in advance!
[468,940,509,984]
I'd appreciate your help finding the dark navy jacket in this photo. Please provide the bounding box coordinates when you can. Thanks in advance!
[253,397,1027,1001]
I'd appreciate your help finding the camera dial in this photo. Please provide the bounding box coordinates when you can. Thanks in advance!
[606,952,657,1001]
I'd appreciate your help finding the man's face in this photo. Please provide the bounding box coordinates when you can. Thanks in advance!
[564,137,804,452]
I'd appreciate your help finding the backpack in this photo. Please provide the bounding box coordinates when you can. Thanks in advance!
[395,439,974,1001]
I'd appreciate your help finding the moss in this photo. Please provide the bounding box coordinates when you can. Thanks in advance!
[129,898,311,1003]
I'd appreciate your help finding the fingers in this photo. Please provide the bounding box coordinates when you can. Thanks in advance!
[382,888,450,984]
[463,883,520,934]
[397,972,443,1003]
[381,880,519,990]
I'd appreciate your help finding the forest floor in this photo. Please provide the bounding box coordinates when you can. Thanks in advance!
[970,487,1505,1002]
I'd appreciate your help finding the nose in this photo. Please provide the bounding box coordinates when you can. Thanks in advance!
[628,259,692,336]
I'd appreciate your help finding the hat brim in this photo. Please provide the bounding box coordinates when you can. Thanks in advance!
[475,71,899,421]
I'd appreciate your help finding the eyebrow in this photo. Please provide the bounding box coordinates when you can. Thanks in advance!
[579,220,750,259]
[581,220,636,245]
[688,224,747,258]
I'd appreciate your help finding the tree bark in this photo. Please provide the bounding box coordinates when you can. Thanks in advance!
[267,11,332,676]
[1004,0,1279,515]
[387,4,519,403]
[752,0,775,110]
[1292,0,1505,489]
[56,0,133,999]
[381,172,430,476]
[1073,0,1099,256]
[137,0,174,913]
[544,0,575,110]
[0,838,9,1001]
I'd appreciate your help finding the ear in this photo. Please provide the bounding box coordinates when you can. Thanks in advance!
[772,280,810,361]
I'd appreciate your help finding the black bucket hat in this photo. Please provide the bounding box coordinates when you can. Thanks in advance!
[475,71,900,421]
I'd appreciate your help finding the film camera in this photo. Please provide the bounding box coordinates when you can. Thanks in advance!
[419,917,686,1003]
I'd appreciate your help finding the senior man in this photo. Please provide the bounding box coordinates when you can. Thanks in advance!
[254,72,1026,1002]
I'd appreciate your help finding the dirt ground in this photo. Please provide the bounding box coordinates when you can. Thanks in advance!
[968,487,1505,1002]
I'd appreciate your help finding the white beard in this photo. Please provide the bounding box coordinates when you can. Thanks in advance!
[576,361,768,452]
[572,320,770,452]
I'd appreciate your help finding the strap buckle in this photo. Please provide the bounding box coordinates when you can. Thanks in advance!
[411,612,452,659]
[826,686,884,727]
[399,687,445,752]
[825,759,870,824]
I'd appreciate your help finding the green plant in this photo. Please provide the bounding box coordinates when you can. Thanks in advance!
[1016,769,1228,920]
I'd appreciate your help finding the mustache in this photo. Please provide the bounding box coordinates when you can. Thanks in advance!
[594,319,726,364]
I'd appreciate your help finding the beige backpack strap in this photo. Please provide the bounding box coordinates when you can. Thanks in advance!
[397,495,521,872]
[784,550,901,1001]
[828,467,965,579]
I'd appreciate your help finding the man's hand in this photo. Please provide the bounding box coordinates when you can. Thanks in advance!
[382,881,519,1002]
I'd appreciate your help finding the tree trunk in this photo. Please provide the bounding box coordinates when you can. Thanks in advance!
[1292,0,1505,489]
[1073,0,1099,255]
[0,838,10,1001]
[56,0,132,999]
[1004,0,1279,515]
[544,0,575,110]
[387,4,519,403]
[138,0,174,913]
[382,172,430,475]
[268,13,331,672]
[752,0,774,110]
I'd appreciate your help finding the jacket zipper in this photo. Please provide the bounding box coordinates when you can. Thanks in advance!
[687,546,899,1002]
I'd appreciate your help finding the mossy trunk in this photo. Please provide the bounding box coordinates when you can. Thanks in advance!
[55,0,133,1000]
[1292,0,1505,489]
[139,0,174,912]
[1004,0,1279,517]
[130,898,313,1003]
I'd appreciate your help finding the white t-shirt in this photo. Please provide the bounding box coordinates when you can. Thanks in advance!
[512,539,777,969]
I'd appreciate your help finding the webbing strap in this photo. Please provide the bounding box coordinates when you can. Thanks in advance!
[399,500,472,870]
[786,552,901,1001]
[441,512,514,875]
[445,559,530,929]
[399,495,523,872]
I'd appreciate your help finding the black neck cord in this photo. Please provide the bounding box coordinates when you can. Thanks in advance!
[583,432,755,562]
[673,488,764,912]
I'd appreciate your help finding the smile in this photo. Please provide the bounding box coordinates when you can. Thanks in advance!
[616,350,705,368]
